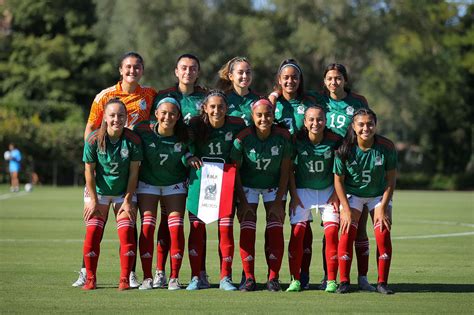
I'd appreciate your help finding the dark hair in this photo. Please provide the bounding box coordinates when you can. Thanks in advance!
[192,89,228,145]
[119,51,144,69]
[336,108,378,162]
[273,59,305,100]
[154,98,189,143]
[97,98,127,153]
[216,56,251,93]
[295,105,327,141]
[323,63,350,93]
[176,53,200,70]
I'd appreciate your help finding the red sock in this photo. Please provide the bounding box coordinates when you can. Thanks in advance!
[338,223,358,283]
[240,220,256,279]
[139,214,156,279]
[301,222,312,275]
[288,222,306,280]
[168,215,184,279]
[188,214,205,277]
[324,221,339,281]
[218,217,234,279]
[355,237,370,277]
[374,223,392,283]
[83,217,105,279]
[156,212,170,271]
[266,221,284,280]
[117,218,136,279]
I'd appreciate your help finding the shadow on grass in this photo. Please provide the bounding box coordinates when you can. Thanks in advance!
[390,283,474,293]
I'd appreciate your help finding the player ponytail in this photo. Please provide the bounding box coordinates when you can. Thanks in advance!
[337,108,377,163]
[97,98,127,153]
[216,56,251,93]
[193,90,228,145]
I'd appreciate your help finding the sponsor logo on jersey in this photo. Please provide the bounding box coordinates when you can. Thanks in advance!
[324,150,332,159]
[120,148,129,158]
[149,143,156,148]
[139,99,147,110]
[346,106,354,115]
[271,145,279,156]
[297,105,305,114]
[225,131,233,141]
[349,160,357,166]
[375,156,383,166]
[174,143,182,152]
[229,104,235,109]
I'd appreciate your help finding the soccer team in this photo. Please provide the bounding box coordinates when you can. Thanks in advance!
[75,52,397,294]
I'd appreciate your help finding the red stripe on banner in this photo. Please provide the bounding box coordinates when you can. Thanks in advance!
[218,163,236,219]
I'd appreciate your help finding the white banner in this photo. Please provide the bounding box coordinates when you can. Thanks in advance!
[197,161,225,224]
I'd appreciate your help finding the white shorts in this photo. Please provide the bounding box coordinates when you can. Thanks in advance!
[290,187,339,224]
[243,187,287,204]
[348,194,392,212]
[83,186,137,205]
[136,181,187,196]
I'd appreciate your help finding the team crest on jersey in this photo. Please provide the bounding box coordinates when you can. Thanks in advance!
[174,143,182,152]
[297,105,305,114]
[346,106,354,115]
[120,148,129,158]
[271,146,279,156]
[139,99,147,110]
[225,131,233,141]
[375,156,383,166]
[324,150,332,159]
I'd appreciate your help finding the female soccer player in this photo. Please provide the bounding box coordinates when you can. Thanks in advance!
[287,106,342,293]
[333,108,397,294]
[151,54,209,289]
[216,56,261,126]
[6,143,21,192]
[133,97,190,290]
[231,98,292,292]
[185,90,246,291]
[81,98,142,291]
[74,51,157,288]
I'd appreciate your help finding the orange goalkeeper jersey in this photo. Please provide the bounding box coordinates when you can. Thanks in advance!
[87,81,158,129]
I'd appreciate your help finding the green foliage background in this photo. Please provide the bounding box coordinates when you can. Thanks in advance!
[0,0,473,187]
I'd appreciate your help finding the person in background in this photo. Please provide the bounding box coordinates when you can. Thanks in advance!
[5,143,22,192]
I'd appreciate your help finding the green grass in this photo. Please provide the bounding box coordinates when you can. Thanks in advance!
[0,186,473,313]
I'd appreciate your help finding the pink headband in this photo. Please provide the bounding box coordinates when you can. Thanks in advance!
[251,99,274,111]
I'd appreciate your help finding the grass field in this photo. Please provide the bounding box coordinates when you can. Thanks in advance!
[0,185,473,314]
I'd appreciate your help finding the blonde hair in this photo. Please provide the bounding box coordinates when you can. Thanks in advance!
[216,56,251,93]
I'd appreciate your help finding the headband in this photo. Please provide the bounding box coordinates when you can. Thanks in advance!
[157,97,181,111]
[279,63,302,75]
[251,99,274,111]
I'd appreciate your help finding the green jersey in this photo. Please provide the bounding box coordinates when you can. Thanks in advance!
[274,94,317,134]
[310,91,369,137]
[152,85,206,124]
[133,121,189,186]
[293,129,342,190]
[226,90,261,126]
[231,126,292,189]
[83,129,143,196]
[333,135,398,197]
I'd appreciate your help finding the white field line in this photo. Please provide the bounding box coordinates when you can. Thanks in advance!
[0,191,28,200]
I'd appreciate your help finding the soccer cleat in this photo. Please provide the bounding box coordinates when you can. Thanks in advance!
[358,276,376,292]
[325,280,338,293]
[336,281,350,294]
[198,271,210,289]
[186,276,201,290]
[118,277,130,291]
[219,276,237,291]
[376,282,394,295]
[238,270,246,290]
[240,277,257,292]
[139,278,153,290]
[286,279,301,292]
[129,271,140,288]
[168,278,181,291]
[153,270,167,288]
[72,268,86,287]
[299,272,309,290]
[266,278,281,292]
[82,276,96,290]
[318,275,328,290]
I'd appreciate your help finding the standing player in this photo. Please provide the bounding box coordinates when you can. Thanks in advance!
[333,108,397,294]
[133,97,190,290]
[81,98,142,290]
[185,90,246,291]
[5,143,22,192]
[73,51,157,288]
[151,54,209,289]
[216,56,260,126]
[287,106,342,293]
[231,98,292,292]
